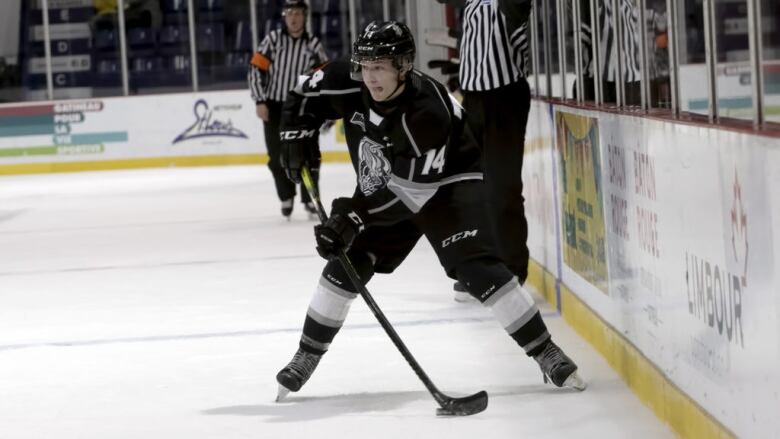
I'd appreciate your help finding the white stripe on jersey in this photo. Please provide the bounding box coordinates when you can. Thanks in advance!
[459,0,529,92]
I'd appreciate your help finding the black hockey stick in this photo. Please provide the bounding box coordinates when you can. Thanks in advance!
[300,165,488,417]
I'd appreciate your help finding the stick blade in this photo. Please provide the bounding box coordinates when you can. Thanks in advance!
[435,390,488,417]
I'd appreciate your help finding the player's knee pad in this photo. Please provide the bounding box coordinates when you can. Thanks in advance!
[321,250,375,294]
[305,251,375,343]
[454,258,514,303]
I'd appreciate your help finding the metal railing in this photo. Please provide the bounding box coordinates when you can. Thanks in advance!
[26,0,777,130]
[531,0,773,129]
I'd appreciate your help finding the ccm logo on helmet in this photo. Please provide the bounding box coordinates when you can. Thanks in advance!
[280,129,317,140]
[442,229,478,248]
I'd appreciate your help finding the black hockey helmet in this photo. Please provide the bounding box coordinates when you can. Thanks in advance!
[282,0,308,14]
[350,21,416,81]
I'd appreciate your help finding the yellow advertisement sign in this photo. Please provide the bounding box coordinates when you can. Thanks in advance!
[556,111,609,294]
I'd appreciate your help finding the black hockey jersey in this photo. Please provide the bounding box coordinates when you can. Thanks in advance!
[281,58,483,226]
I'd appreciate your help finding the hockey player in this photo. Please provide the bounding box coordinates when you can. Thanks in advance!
[275,21,585,401]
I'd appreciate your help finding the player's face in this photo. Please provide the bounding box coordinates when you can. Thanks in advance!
[284,8,305,35]
[361,59,401,102]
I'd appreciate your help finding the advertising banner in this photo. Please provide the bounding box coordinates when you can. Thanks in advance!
[544,102,780,438]
[554,110,609,295]
[669,127,779,438]
[0,90,346,169]
[597,113,667,356]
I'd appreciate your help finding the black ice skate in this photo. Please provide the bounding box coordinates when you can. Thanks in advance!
[281,199,294,220]
[275,348,322,401]
[533,340,587,391]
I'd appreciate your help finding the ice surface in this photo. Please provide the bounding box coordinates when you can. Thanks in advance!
[0,165,673,439]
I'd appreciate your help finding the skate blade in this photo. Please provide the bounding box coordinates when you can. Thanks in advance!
[563,372,587,391]
[275,384,291,402]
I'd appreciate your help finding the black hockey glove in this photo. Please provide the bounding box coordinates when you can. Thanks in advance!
[279,128,320,183]
[314,198,366,260]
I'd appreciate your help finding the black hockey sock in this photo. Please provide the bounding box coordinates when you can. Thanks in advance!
[299,314,341,355]
[507,311,551,357]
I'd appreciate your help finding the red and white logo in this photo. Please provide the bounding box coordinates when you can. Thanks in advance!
[730,170,748,287]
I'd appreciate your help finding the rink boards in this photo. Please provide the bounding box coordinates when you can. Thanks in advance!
[523,100,779,438]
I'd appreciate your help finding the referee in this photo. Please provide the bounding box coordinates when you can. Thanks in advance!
[454,0,533,300]
[248,0,329,218]
[578,0,642,104]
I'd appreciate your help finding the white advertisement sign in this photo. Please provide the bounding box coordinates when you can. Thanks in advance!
[674,127,778,437]
[599,113,668,360]
[534,103,780,437]
[0,90,346,167]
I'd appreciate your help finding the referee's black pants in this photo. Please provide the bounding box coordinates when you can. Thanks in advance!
[263,100,318,204]
[462,78,531,283]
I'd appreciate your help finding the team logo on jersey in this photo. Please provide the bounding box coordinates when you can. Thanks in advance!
[350,112,366,131]
[358,136,391,195]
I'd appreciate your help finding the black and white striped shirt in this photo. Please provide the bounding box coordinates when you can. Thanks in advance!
[459,0,530,92]
[248,29,329,103]
[580,0,642,82]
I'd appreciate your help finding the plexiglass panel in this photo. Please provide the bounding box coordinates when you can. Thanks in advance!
[195,0,252,91]
[128,0,193,95]
[761,0,779,123]
[0,1,37,102]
